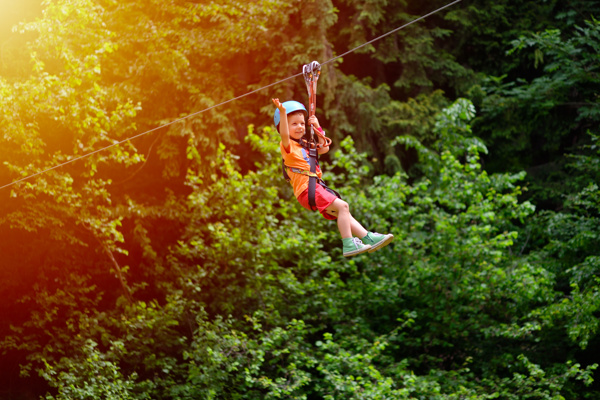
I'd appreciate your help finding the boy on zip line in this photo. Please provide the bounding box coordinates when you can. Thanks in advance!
[272,97,394,257]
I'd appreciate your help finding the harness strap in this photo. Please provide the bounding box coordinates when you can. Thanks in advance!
[307,146,318,210]
[283,162,341,208]
[283,161,320,211]
[282,137,320,182]
[285,166,319,179]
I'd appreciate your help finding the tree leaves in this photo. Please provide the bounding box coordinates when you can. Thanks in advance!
[1,1,600,399]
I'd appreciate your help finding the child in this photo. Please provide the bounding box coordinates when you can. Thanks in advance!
[272,98,394,257]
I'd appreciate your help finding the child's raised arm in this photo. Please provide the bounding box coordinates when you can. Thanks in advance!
[272,98,290,151]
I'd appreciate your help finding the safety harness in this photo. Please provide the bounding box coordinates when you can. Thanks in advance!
[282,61,340,210]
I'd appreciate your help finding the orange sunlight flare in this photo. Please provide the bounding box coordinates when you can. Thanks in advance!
[0,0,42,37]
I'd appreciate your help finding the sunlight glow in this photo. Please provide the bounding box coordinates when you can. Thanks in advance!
[0,0,41,36]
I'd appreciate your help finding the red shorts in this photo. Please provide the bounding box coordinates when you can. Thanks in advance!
[297,184,339,220]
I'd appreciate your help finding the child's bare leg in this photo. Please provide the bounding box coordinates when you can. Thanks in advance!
[325,199,352,238]
[327,199,373,256]
[326,201,369,238]
[325,198,393,255]
[349,215,368,238]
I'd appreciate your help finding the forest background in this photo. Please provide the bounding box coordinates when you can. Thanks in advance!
[0,0,599,399]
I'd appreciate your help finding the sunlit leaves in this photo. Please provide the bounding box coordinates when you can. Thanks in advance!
[1,1,599,399]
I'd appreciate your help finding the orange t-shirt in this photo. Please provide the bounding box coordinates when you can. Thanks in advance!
[280,140,323,199]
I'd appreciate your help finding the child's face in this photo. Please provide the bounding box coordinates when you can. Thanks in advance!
[287,112,306,140]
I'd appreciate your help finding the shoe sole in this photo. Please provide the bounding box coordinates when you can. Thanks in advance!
[368,234,394,253]
[343,245,372,257]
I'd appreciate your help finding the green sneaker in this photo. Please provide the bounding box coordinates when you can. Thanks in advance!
[362,232,394,253]
[342,237,372,257]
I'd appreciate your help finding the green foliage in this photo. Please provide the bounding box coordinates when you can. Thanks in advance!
[4,91,599,399]
[1,1,600,399]
[332,0,474,96]
[314,333,409,399]
[476,18,600,209]
[515,130,600,359]
[478,355,597,400]
[41,340,148,400]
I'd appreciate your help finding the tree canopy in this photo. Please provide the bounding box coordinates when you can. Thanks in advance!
[0,0,599,399]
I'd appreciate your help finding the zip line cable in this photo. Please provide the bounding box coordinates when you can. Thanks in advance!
[323,0,462,66]
[0,72,303,191]
[0,0,461,191]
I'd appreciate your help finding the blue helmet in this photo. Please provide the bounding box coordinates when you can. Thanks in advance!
[273,100,307,127]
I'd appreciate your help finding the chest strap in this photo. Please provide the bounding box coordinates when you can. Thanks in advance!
[282,138,320,211]
[285,166,319,179]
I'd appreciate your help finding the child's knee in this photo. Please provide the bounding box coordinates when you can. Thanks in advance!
[336,199,349,213]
